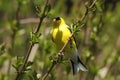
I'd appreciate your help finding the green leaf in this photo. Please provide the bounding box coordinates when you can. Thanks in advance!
[12,57,24,72]
[30,32,41,44]
[28,71,41,80]
[23,61,33,72]
[35,5,41,17]
[26,61,33,67]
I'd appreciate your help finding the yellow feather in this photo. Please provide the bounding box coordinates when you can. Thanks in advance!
[51,17,76,52]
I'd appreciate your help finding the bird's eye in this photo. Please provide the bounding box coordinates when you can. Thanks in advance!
[55,17,60,20]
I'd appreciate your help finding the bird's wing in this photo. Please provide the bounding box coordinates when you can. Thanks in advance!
[66,25,78,48]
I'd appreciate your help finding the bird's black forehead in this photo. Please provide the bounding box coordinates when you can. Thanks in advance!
[55,17,60,20]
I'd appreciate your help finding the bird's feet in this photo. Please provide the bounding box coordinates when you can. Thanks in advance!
[58,52,64,62]
[58,52,64,57]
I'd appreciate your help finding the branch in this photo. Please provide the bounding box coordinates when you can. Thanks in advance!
[15,0,49,80]
[9,0,22,78]
[41,0,97,80]
[78,0,97,25]
[42,61,57,80]
[35,0,49,34]
[41,33,74,80]
[89,0,97,9]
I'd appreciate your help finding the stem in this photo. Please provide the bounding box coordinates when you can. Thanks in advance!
[14,0,49,80]
[41,33,74,80]
[35,0,49,34]
[78,0,97,25]
[89,0,97,9]
[10,1,22,79]
[42,61,57,80]
[41,0,98,79]
[15,44,34,80]
[59,33,74,53]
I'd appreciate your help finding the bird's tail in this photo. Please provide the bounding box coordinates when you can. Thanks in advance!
[70,50,88,75]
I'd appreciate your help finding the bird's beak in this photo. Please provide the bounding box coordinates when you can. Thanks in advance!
[53,18,56,22]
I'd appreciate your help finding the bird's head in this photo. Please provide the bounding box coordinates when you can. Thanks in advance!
[53,17,65,26]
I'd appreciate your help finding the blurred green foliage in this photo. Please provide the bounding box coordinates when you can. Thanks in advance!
[0,0,120,80]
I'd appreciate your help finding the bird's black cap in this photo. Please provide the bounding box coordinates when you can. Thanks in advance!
[55,17,60,20]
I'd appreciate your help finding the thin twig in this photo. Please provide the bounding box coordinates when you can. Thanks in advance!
[15,0,49,80]
[41,33,74,80]
[35,0,49,34]
[78,0,97,24]
[41,0,97,80]
[59,33,74,53]
[89,0,97,9]
[15,44,34,80]
[42,61,57,80]
[10,1,22,79]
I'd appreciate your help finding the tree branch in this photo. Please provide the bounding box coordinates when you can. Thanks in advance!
[41,61,57,80]
[41,0,97,80]
[41,33,74,80]
[78,0,97,25]
[35,0,49,34]
[14,0,49,80]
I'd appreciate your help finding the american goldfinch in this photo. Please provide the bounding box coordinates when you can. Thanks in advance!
[51,17,87,75]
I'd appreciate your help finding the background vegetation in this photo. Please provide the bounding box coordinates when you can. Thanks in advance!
[0,0,120,80]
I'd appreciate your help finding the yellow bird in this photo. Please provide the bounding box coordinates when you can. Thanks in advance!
[51,17,88,75]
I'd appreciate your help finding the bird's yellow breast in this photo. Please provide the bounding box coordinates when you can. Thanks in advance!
[51,24,76,51]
